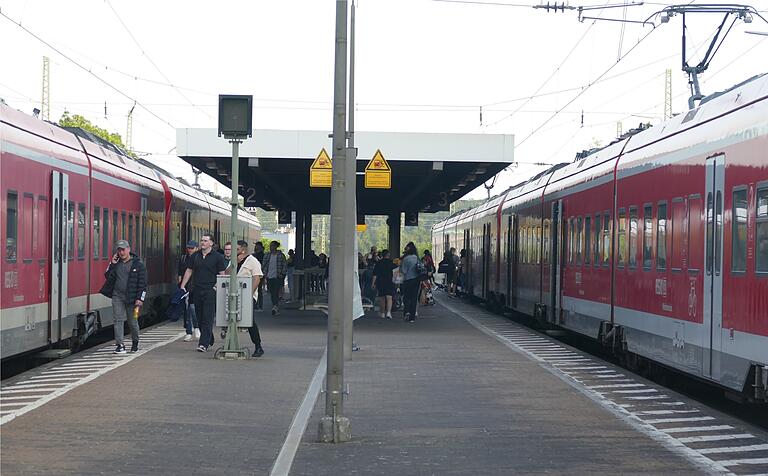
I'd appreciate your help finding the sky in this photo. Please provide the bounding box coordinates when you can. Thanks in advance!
[2,0,767,201]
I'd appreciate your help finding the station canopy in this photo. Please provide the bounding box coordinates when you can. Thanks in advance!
[176,129,514,215]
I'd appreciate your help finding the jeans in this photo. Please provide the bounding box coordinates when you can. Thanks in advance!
[267,277,283,308]
[184,301,198,335]
[113,296,140,346]
[402,278,420,319]
[193,288,216,348]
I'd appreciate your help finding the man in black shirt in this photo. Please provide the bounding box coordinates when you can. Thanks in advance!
[180,234,227,352]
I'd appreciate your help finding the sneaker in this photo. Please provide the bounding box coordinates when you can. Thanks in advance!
[114,345,127,354]
[130,344,138,353]
[196,345,207,352]
[253,346,264,357]
[183,334,192,342]
[403,313,411,322]
[352,344,360,352]
[271,306,278,316]
[193,328,201,339]
[380,313,386,319]
[409,317,415,323]
[386,313,392,319]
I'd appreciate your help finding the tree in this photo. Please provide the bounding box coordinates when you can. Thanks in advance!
[58,111,135,157]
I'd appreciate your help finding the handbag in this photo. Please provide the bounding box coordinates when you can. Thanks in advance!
[437,260,449,274]
[392,268,404,285]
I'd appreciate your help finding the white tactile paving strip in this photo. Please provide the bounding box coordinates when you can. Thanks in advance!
[440,296,768,476]
[0,326,184,426]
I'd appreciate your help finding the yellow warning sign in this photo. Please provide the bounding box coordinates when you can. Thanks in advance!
[364,149,391,189]
[310,148,332,188]
[356,224,368,232]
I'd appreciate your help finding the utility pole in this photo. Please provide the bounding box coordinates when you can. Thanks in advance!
[41,56,50,121]
[319,0,352,443]
[664,68,673,119]
[344,0,357,361]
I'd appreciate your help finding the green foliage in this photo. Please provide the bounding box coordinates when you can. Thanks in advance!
[58,111,136,157]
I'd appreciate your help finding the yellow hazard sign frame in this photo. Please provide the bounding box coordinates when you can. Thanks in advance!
[364,149,391,189]
[310,148,332,188]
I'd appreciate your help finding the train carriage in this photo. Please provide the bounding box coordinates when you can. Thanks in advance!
[432,73,768,399]
[1,103,261,360]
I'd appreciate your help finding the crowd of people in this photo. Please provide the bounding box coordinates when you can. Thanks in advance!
[101,233,464,357]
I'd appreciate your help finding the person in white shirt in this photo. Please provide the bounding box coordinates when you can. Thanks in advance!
[229,240,265,357]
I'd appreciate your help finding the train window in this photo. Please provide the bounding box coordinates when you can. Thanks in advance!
[67,201,75,260]
[128,214,134,250]
[23,193,34,262]
[757,187,768,273]
[688,195,703,272]
[671,199,685,271]
[656,203,667,270]
[77,203,86,260]
[537,226,542,264]
[593,214,600,266]
[121,211,126,241]
[37,197,48,258]
[617,209,626,268]
[715,191,723,275]
[584,216,591,265]
[568,219,574,264]
[112,210,118,251]
[643,204,653,270]
[543,220,550,264]
[5,191,18,262]
[706,192,713,275]
[93,207,101,260]
[629,207,638,269]
[576,217,582,265]
[731,188,747,273]
[602,212,610,266]
[102,209,109,259]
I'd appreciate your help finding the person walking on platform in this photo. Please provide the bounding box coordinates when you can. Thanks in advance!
[180,234,227,352]
[178,240,200,342]
[439,250,457,296]
[399,242,421,323]
[230,240,265,357]
[262,241,287,316]
[100,240,148,354]
[252,241,266,311]
[371,249,396,319]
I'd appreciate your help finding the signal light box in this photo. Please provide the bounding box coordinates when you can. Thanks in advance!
[218,95,253,139]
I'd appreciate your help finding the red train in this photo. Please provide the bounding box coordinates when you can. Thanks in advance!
[1,103,261,360]
[433,74,768,401]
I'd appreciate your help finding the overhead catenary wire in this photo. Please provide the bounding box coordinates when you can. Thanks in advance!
[516,25,658,148]
[103,0,212,119]
[0,9,176,131]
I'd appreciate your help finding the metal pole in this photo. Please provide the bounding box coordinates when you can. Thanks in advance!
[319,0,351,443]
[220,139,245,358]
[344,0,356,361]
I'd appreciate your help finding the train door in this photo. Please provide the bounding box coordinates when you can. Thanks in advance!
[463,228,470,293]
[703,155,725,379]
[50,171,68,343]
[550,200,562,324]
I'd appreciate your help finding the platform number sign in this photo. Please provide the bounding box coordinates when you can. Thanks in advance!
[278,209,292,225]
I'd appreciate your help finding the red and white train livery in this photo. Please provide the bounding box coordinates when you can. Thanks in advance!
[1,103,261,360]
[433,74,768,400]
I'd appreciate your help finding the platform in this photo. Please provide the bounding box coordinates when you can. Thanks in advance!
[2,295,767,475]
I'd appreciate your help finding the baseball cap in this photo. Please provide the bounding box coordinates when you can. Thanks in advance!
[186,240,198,248]
[115,240,130,250]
